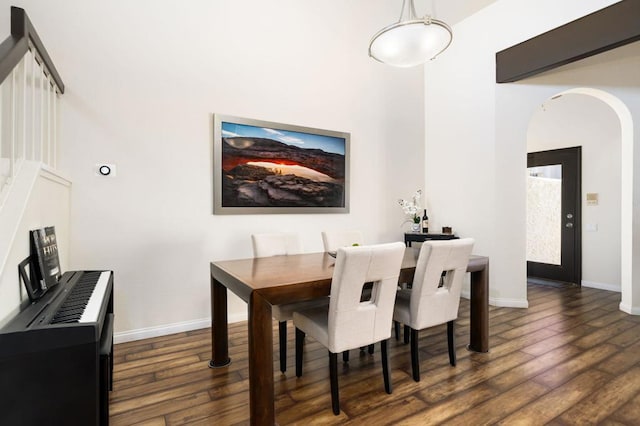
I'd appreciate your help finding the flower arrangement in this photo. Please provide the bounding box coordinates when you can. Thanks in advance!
[398,189,422,225]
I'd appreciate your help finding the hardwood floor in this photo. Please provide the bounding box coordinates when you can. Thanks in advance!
[110,284,640,425]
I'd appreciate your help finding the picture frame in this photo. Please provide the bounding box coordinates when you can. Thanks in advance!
[213,114,350,214]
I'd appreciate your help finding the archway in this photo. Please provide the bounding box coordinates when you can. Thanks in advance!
[527,87,634,313]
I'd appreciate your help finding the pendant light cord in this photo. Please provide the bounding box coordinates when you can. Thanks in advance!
[398,0,418,22]
[400,0,439,23]
[431,0,438,19]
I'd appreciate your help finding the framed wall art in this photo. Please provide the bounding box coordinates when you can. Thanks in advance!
[213,114,350,214]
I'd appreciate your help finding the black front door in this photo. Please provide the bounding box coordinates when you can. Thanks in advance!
[527,147,581,284]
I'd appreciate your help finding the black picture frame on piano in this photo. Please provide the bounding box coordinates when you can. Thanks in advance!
[18,255,45,302]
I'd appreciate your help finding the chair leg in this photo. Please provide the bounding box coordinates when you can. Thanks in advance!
[447,320,456,366]
[394,321,400,340]
[329,351,340,415]
[404,325,410,344]
[410,328,420,382]
[368,344,374,354]
[381,339,392,394]
[343,350,349,363]
[295,328,305,377]
[279,321,287,373]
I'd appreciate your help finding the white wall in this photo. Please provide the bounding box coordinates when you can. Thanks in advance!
[424,0,640,309]
[0,0,426,339]
[528,93,621,290]
[0,164,70,324]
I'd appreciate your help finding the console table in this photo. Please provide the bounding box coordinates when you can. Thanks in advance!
[404,232,459,247]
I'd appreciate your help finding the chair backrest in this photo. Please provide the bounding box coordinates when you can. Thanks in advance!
[251,233,302,258]
[327,242,405,352]
[409,238,475,329]
[321,230,364,252]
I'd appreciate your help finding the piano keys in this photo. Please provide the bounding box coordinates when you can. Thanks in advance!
[50,271,111,324]
[0,270,114,426]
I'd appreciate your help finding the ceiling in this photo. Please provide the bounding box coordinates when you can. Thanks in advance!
[414,0,498,25]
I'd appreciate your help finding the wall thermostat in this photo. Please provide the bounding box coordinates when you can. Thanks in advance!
[95,164,117,177]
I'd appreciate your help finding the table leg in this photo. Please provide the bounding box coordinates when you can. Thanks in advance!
[209,276,231,368]
[468,260,489,353]
[248,291,275,425]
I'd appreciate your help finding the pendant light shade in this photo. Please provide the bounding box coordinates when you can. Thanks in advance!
[369,0,452,67]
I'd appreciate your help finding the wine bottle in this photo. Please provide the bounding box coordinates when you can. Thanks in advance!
[422,209,429,233]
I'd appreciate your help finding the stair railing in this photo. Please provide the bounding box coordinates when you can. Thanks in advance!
[0,6,64,200]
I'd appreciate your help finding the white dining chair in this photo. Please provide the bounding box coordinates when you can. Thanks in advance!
[251,232,329,373]
[393,238,475,382]
[322,229,374,354]
[321,230,363,252]
[252,232,302,258]
[293,242,405,415]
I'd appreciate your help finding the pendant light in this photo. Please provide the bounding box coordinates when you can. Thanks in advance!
[369,0,452,67]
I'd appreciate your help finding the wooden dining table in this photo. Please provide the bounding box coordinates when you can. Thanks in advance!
[209,248,489,426]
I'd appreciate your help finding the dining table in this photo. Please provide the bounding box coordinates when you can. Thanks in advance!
[209,248,489,426]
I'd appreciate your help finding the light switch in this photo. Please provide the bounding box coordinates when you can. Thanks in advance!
[585,223,598,232]
[587,193,598,206]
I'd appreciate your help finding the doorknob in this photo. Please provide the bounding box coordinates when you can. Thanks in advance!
[566,213,573,219]
[566,222,574,228]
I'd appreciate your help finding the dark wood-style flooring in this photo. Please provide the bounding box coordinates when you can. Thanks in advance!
[110,284,640,425]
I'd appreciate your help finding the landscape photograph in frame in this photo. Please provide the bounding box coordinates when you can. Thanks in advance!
[213,114,350,214]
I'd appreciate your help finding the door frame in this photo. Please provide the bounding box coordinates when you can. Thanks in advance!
[527,146,582,285]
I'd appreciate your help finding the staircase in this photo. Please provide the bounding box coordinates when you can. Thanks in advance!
[0,7,70,324]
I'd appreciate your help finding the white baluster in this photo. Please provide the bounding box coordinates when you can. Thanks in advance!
[40,65,45,163]
[0,48,64,194]
[10,66,16,178]
[52,86,57,169]
[21,56,26,162]
[31,49,36,161]
[0,82,3,191]
[47,74,51,166]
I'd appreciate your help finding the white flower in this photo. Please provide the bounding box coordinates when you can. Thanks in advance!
[398,190,422,221]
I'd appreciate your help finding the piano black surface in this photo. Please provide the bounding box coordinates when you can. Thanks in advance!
[0,270,114,426]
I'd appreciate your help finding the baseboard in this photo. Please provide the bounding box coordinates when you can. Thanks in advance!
[461,291,529,308]
[581,280,621,292]
[489,296,529,308]
[619,303,640,315]
[114,311,249,344]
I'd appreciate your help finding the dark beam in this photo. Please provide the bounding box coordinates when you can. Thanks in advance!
[496,0,640,83]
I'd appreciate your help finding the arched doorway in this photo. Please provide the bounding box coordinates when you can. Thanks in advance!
[526,87,634,313]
